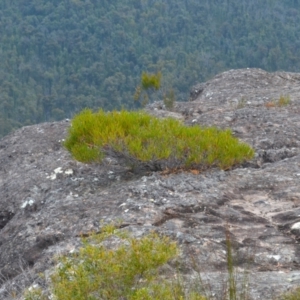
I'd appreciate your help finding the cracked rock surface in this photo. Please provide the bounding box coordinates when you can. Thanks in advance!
[1,68,300,299]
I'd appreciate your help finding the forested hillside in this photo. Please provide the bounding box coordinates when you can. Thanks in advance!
[0,0,300,137]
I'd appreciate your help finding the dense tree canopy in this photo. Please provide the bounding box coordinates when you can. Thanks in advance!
[0,0,300,137]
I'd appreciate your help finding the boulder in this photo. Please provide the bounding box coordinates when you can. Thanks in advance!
[1,68,300,299]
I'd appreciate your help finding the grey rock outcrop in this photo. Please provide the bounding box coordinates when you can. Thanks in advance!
[1,68,300,299]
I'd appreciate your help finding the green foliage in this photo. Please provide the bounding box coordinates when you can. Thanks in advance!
[24,286,47,300]
[23,224,208,300]
[48,225,199,300]
[134,71,162,107]
[141,72,162,91]
[1,1,300,138]
[163,89,176,110]
[22,224,299,300]
[64,109,254,170]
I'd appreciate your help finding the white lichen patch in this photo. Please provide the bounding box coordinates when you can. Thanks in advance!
[47,173,57,180]
[54,167,63,174]
[28,283,40,291]
[64,169,73,175]
[46,167,73,180]
[21,199,35,209]
[267,255,281,262]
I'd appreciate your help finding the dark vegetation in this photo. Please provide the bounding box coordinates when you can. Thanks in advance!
[1,0,300,137]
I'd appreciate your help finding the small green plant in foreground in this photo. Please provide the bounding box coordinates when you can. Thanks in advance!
[23,225,298,300]
[45,225,206,300]
[64,109,254,170]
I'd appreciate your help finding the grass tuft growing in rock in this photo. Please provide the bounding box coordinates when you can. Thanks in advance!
[64,109,254,170]
[265,94,291,108]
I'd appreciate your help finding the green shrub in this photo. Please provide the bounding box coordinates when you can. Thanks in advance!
[141,71,161,91]
[23,225,299,300]
[134,71,162,107]
[48,225,207,300]
[64,109,254,170]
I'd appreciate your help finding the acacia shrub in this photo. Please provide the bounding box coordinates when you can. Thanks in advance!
[48,225,207,300]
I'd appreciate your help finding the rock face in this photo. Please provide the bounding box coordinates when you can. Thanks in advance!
[1,68,300,299]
